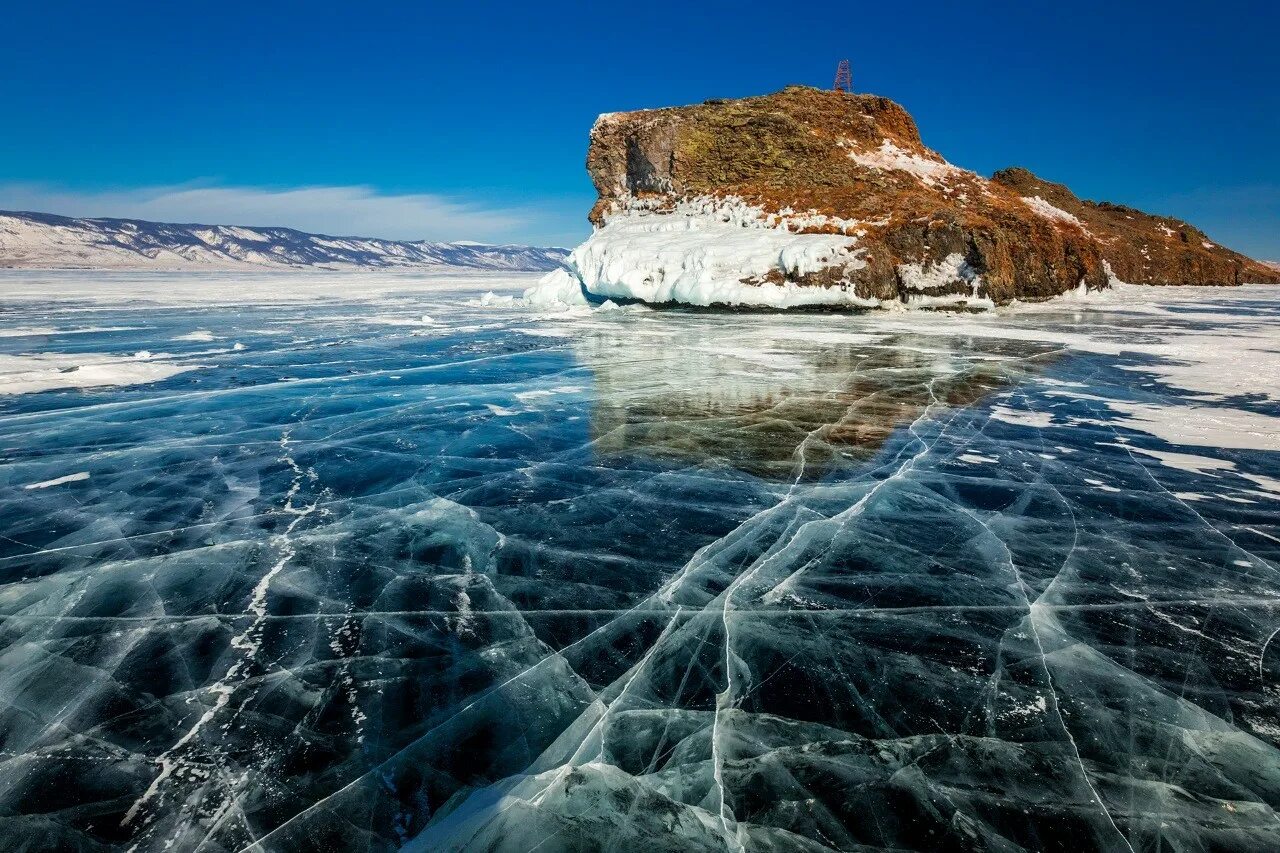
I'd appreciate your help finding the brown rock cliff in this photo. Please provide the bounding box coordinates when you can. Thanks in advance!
[585,86,1279,306]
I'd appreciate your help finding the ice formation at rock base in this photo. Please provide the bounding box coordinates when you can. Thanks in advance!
[0,270,1278,852]
[525,198,1007,312]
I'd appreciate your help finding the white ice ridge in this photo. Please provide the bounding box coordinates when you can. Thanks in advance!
[535,197,877,309]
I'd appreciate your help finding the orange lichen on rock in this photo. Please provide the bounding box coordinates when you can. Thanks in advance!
[990,167,1278,286]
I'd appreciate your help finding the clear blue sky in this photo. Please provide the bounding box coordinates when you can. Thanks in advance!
[2,0,1276,254]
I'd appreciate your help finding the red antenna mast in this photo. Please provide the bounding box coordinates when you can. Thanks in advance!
[833,59,852,94]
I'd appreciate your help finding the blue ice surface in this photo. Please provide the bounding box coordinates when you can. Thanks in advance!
[0,272,1278,852]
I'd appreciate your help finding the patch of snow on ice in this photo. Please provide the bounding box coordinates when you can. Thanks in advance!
[1121,445,1280,500]
[1101,400,1280,452]
[991,405,1054,428]
[23,472,90,490]
[0,327,59,338]
[0,352,200,396]
[1121,447,1237,477]
[514,385,584,404]
[0,325,136,338]
[1242,472,1280,497]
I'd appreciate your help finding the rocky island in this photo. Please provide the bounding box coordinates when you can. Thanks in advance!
[532,86,1279,309]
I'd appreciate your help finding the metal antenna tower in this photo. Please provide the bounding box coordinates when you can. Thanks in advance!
[833,59,852,94]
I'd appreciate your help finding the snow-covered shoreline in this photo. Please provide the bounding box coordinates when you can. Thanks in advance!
[541,197,879,309]
[524,196,1005,311]
[526,196,1277,313]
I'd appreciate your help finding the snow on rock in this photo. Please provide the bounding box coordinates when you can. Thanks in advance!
[897,253,979,292]
[896,253,993,309]
[562,198,875,309]
[1102,260,1128,288]
[845,139,970,188]
[1020,195,1089,232]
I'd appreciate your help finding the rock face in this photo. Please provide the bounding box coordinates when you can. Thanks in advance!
[989,168,1277,287]
[562,85,1277,308]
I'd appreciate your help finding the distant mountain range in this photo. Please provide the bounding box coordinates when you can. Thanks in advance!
[0,210,568,271]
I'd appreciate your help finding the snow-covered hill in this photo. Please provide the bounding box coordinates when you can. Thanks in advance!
[0,210,568,271]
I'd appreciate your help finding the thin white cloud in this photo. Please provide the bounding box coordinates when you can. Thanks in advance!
[0,181,577,245]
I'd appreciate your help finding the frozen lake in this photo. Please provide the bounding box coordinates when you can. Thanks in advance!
[1,271,1278,851]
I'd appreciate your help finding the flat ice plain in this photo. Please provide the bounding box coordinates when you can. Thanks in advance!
[1,270,1278,852]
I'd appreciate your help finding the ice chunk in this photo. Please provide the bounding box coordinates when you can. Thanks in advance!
[522,267,591,310]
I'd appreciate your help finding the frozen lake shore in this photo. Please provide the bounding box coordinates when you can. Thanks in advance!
[1,271,1278,851]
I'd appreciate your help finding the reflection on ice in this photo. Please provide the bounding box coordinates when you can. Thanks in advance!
[575,319,1051,478]
[0,272,1277,852]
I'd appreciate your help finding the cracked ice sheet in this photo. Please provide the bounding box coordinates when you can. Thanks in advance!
[0,271,1277,853]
